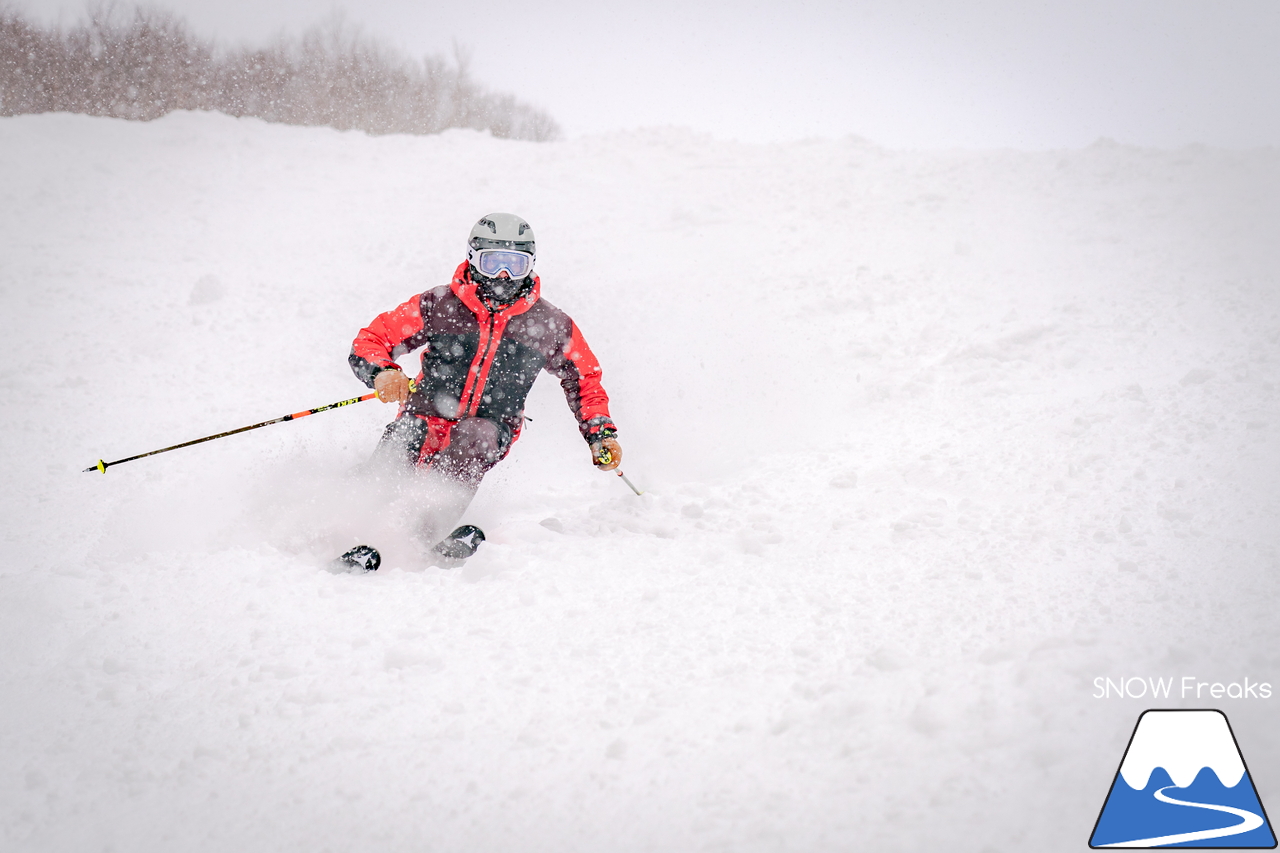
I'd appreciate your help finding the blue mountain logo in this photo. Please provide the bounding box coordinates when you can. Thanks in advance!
[1090,709,1276,848]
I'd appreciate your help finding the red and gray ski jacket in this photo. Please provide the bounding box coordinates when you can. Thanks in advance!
[350,262,616,454]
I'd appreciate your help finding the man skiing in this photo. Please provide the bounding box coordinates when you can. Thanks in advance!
[341,213,621,569]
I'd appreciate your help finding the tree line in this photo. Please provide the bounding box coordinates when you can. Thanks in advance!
[0,5,559,141]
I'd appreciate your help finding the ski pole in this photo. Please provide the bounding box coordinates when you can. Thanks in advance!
[84,386,398,473]
[594,448,644,496]
[614,470,644,496]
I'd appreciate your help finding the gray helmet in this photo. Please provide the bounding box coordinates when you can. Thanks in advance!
[468,212,535,258]
[467,213,536,303]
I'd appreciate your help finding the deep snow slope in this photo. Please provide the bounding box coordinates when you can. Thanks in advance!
[2,112,1279,852]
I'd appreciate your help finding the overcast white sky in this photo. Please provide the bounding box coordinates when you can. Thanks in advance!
[14,0,1280,149]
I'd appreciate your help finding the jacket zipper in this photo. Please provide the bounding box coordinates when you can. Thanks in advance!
[459,311,498,417]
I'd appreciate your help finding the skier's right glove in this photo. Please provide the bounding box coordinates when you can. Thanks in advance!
[374,368,411,404]
[591,436,622,471]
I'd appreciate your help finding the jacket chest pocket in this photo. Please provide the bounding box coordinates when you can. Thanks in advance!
[425,333,477,381]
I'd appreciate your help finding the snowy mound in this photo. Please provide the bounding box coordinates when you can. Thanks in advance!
[2,112,1279,852]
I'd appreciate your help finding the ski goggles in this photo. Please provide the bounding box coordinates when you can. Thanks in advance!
[473,249,534,278]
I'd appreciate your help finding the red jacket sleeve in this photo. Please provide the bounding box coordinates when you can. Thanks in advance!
[348,292,431,387]
[549,320,616,442]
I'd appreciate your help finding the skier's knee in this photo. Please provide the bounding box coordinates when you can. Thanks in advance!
[434,417,511,485]
[451,417,511,461]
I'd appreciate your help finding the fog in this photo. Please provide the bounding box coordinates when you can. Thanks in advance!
[14,0,1280,148]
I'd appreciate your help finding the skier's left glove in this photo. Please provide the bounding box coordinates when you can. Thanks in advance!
[591,436,622,471]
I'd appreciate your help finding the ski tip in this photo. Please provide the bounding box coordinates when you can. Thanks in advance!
[335,545,381,573]
[432,525,485,562]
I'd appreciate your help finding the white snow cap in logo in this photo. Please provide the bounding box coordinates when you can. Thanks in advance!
[1119,710,1246,790]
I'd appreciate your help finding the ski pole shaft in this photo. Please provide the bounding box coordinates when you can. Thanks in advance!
[85,390,378,473]
[594,448,644,495]
[616,470,644,496]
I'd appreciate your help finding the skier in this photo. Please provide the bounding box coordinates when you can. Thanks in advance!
[339,213,621,569]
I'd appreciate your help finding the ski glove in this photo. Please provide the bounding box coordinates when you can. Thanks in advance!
[374,369,411,404]
[591,436,622,471]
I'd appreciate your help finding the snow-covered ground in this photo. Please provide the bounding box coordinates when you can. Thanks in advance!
[2,112,1279,852]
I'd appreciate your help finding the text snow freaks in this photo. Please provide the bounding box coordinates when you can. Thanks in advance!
[1093,677,1273,700]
